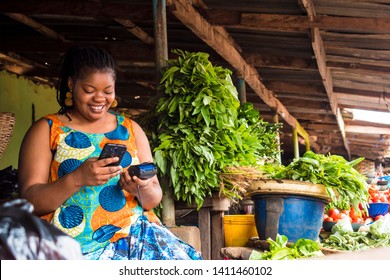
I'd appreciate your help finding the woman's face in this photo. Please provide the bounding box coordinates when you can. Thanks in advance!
[69,69,116,121]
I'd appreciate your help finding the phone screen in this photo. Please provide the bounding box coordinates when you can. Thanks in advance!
[98,143,127,166]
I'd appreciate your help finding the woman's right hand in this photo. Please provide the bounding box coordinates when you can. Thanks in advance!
[72,157,123,187]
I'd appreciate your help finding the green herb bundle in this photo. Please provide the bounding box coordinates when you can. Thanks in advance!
[151,50,280,208]
[259,151,370,214]
[249,234,324,260]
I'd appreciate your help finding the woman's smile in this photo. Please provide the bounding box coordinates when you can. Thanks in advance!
[89,104,106,113]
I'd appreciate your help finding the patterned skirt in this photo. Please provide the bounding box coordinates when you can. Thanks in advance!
[84,215,203,260]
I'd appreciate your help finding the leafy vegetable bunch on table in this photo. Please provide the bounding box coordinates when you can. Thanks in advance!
[249,234,324,260]
[140,50,281,208]
[259,151,370,215]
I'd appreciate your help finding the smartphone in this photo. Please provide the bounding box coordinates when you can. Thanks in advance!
[98,143,127,166]
[128,162,157,180]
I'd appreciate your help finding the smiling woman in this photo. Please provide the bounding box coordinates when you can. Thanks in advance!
[16,46,202,260]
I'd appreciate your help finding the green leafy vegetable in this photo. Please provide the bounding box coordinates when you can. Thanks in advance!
[321,214,390,251]
[369,214,390,239]
[249,234,324,260]
[140,50,281,208]
[259,151,369,214]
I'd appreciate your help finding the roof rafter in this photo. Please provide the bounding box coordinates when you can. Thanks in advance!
[299,0,351,159]
[5,13,70,42]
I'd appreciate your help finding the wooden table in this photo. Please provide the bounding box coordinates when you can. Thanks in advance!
[175,194,230,260]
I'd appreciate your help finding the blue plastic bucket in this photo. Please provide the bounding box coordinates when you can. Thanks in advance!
[252,194,327,242]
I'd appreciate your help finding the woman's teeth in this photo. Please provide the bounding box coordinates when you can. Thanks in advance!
[90,105,104,111]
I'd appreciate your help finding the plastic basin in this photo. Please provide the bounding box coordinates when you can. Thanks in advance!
[252,194,326,242]
[368,202,389,218]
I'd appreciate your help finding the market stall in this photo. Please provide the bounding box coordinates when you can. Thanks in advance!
[219,152,390,260]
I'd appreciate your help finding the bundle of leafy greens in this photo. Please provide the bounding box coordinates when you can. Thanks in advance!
[369,213,390,239]
[259,151,369,214]
[147,50,280,208]
[249,234,324,260]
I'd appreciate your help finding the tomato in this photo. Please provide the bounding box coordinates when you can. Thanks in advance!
[375,215,383,221]
[371,193,380,201]
[323,214,329,221]
[352,217,359,223]
[328,208,339,217]
[369,187,379,196]
[324,216,333,222]
[349,206,360,221]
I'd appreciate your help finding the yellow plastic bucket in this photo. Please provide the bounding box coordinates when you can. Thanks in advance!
[223,214,258,247]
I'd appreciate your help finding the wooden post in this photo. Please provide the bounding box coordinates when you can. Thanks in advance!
[211,211,225,260]
[198,208,210,260]
[153,0,176,227]
[153,0,168,76]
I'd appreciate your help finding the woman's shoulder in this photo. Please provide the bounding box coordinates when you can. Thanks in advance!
[29,114,56,130]
[115,112,135,127]
[40,113,60,123]
[22,116,52,144]
[38,113,66,129]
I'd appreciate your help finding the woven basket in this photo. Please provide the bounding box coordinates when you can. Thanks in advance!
[0,112,16,159]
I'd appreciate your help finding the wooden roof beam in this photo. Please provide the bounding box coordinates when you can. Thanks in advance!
[337,92,390,111]
[114,18,155,45]
[5,13,70,42]
[166,0,312,149]
[0,51,48,76]
[346,125,390,135]
[300,0,350,159]
[244,53,317,70]
[205,12,390,34]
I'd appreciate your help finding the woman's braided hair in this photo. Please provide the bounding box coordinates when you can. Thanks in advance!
[56,46,116,116]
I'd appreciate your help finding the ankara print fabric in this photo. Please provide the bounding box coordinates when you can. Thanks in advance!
[39,113,202,260]
[84,215,203,260]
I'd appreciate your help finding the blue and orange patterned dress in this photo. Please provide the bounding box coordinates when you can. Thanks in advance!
[41,112,202,260]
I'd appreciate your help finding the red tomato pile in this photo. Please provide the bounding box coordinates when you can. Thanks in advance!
[368,185,390,203]
[323,185,390,225]
[367,185,390,220]
[323,207,372,224]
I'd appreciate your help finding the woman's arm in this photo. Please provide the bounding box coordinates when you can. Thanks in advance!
[18,118,122,215]
[120,120,163,210]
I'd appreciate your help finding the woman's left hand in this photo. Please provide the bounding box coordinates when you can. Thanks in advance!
[119,168,162,210]
[119,169,151,196]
